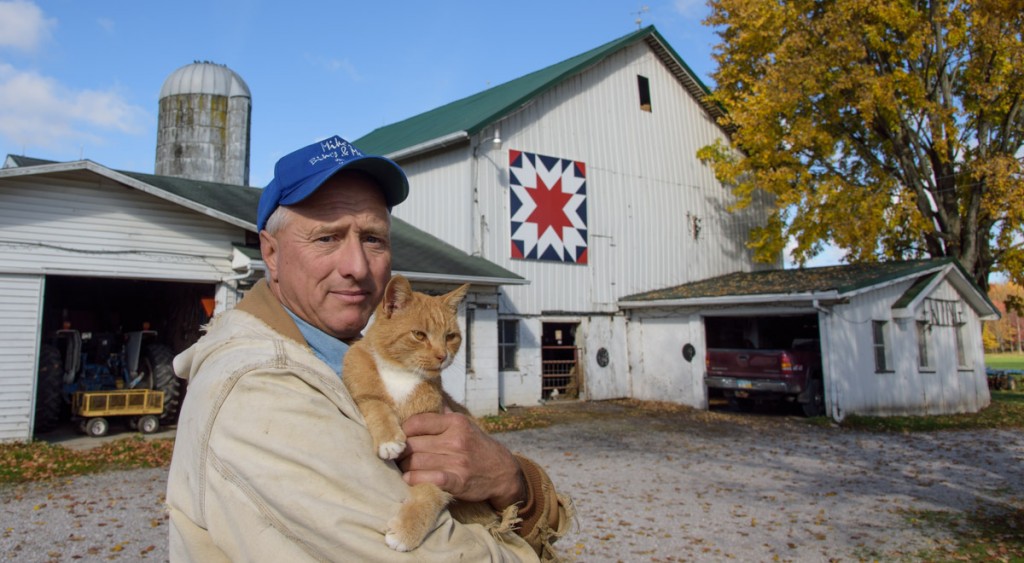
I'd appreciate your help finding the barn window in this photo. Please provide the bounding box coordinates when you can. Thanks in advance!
[872,320,892,372]
[637,75,652,112]
[498,319,519,371]
[916,321,932,369]
[955,324,969,368]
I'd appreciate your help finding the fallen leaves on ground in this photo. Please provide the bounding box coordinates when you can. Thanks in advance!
[0,438,174,484]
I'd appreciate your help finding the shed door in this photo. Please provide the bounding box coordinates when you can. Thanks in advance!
[0,274,44,442]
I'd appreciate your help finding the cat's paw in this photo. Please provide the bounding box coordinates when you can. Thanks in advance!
[385,514,427,552]
[384,528,415,552]
[378,440,405,460]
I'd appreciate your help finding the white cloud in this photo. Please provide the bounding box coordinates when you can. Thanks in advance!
[0,63,148,151]
[0,0,56,52]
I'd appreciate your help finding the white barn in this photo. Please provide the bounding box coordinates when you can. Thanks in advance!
[354,26,774,407]
[620,259,999,420]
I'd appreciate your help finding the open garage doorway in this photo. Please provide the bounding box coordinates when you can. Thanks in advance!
[703,313,822,416]
[704,314,820,350]
[34,276,215,434]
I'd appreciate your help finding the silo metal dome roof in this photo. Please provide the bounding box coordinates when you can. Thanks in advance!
[159,61,251,99]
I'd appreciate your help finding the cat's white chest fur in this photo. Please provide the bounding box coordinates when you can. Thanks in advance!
[374,355,424,405]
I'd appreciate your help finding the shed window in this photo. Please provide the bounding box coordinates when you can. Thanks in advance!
[498,319,519,371]
[872,320,891,372]
[955,324,969,368]
[916,321,931,369]
[637,75,652,112]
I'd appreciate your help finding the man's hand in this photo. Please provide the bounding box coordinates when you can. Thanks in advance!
[399,411,527,510]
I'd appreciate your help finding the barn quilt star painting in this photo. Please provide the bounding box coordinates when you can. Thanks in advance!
[509,150,588,264]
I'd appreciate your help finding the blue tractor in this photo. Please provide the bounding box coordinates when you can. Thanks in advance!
[34,326,179,433]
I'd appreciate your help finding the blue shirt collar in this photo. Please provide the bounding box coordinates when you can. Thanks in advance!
[283,308,349,377]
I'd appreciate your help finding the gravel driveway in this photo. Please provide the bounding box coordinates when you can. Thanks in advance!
[2,400,1022,562]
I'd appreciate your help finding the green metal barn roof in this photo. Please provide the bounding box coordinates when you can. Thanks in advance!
[354,25,719,156]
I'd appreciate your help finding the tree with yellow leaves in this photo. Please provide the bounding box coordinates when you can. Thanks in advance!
[698,0,1023,291]
[984,281,1023,351]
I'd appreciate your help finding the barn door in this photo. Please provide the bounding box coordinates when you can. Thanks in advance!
[541,321,580,399]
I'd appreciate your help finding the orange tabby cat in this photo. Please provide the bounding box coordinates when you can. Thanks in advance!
[342,275,509,552]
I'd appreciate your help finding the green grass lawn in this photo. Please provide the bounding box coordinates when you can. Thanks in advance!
[986,352,1024,371]
[838,390,1024,432]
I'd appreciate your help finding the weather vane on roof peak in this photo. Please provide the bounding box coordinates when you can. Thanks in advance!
[634,5,649,29]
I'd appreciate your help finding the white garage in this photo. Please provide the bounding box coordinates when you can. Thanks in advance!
[619,258,1000,420]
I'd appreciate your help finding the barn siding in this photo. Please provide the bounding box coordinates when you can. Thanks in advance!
[0,175,241,281]
[0,274,44,442]
[499,317,544,408]
[391,149,474,251]
[388,40,772,408]
[438,293,503,416]
[489,42,769,315]
[626,312,706,408]
[581,315,630,400]
[393,41,771,318]
[464,305,500,415]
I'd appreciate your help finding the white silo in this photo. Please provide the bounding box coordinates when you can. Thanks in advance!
[156,61,251,186]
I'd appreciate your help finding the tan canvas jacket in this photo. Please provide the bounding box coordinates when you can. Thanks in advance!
[166,280,571,561]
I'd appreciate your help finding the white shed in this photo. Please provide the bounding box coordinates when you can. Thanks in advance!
[619,259,1000,420]
[0,156,523,441]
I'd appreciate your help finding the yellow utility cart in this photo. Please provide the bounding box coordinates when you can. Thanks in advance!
[72,389,165,437]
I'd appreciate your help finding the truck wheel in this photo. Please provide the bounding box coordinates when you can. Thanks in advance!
[86,417,109,437]
[137,415,160,434]
[801,379,825,417]
[34,345,65,433]
[140,344,180,424]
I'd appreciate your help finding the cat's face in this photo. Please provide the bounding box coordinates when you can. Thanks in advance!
[372,276,469,375]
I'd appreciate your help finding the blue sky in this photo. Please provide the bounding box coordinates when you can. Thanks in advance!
[0,0,720,187]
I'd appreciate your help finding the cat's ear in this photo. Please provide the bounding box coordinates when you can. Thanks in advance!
[442,283,470,313]
[382,275,415,318]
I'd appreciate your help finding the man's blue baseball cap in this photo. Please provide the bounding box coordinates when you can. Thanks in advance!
[256,135,409,231]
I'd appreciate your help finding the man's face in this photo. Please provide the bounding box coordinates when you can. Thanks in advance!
[260,171,392,340]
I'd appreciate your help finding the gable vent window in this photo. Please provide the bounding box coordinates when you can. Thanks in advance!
[637,75,652,112]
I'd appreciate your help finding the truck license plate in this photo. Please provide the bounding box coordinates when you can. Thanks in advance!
[737,379,753,389]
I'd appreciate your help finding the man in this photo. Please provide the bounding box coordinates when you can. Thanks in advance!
[166,135,571,561]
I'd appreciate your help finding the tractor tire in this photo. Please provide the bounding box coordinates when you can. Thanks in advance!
[34,345,65,433]
[140,343,180,424]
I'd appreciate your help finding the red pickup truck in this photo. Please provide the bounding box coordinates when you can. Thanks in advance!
[705,339,825,417]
